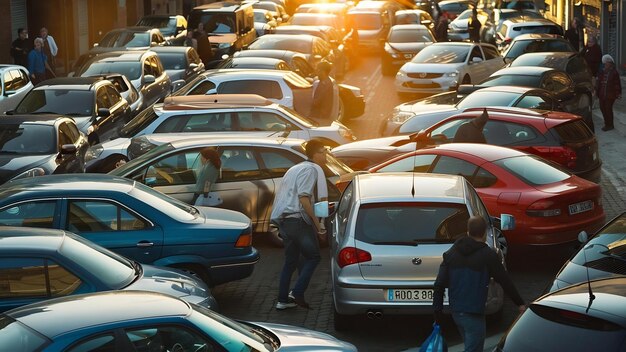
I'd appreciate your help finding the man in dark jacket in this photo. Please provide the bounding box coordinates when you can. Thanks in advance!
[453,108,488,143]
[564,18,584,52]
[467,8,481,43]
[10,28,32,68]
[583,36,602,76]
[433,216,525,352]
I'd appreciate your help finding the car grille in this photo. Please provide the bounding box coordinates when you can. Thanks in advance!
[403,82,441,89]
[407,72,443,79]
[585,257,626,275]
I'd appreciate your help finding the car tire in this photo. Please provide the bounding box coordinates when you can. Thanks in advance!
[333,306,353,331]
[101,155,128,173]
[173,264,211,286]
[462,75,471,85]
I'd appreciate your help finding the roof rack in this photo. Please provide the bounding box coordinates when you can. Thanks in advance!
[162,94,273,110]
[461,106,545,117]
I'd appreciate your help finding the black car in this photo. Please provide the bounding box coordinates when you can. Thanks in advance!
[136,15,188,45]
[477,66,594,129]
[496,277,626,351]
[93,26,166,51]
[0,115,88,183]
[12,77,132,144]
[149,46,205,93]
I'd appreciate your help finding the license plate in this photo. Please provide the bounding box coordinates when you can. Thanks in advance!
[386,289,434,302]
[404,53,413,59]
[569,200,593,215]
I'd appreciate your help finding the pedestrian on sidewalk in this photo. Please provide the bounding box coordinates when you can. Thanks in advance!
[10,28,32,68]
[583,36,602,77]
[310,61,338,126]
[28,38,53,85]
[468,8,481,43]
[271,139,328,310]
[596,54,622,131]
[192,147,221,206]
[433,216,526,352]
[564,18,584,52]
[435,12,448,42]
[39,27,58,77]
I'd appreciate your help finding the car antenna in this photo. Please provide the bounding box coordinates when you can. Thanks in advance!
[582,244,596,313]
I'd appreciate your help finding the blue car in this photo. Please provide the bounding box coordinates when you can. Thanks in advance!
[0,174,258,286]
[0,291,357,351]
[0,227,218,313]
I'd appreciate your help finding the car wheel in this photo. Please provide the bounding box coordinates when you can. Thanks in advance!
[333,306,353,331]
[101,156,128,173]
[174,264,211,286]
[462,75,471,85]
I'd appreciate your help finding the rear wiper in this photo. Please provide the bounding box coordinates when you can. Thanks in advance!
[31,111,59,114]
[62,112,87,116]
[372,241,418,246]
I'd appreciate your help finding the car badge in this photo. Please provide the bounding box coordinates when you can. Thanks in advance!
[418,72,427,78]
[412,257,422,265]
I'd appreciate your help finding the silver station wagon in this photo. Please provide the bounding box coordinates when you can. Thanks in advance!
[330,173,512,330]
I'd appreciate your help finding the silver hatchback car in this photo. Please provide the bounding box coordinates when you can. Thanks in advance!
[330,173,510,330]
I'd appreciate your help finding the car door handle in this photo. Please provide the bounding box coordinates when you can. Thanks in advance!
[136,241,154,247]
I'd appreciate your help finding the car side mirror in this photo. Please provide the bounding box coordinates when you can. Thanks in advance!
[422,20,432,26]
[578,230,588,244]
[60,144,77,154]
[4,110,14,115]
[97,108,111,118]
[151,41,158,46]
[471,57,483,63]
[189,63,199,69]
[93,43,99,48]
[500,214,515,231]
[4,91,16,97]
[143,75,156,84]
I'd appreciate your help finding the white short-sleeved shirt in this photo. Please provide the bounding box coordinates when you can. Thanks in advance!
[270,161,318,221]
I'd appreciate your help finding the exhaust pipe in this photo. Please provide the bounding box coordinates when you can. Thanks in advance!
[366,310,384,319]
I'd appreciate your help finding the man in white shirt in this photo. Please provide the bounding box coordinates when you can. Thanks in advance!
[39,27,58,76]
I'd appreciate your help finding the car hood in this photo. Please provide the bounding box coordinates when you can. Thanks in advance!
[209,33,237,44]
[196,206,251,230]
[126,264,212,307]
[401,61,464,73]
[250,322,356,351]
[388,42,432,52]
[0,154,50,184]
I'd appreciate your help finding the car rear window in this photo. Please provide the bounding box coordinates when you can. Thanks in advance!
[0,316,47,351]
[512,25,562,36]
[552,120,593,143]
[355,202,469,244]
[494,155,570,185]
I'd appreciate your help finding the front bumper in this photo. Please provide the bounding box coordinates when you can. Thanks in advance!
[395,74,457,94]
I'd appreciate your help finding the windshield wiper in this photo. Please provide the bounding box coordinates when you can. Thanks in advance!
[62,112,88,116]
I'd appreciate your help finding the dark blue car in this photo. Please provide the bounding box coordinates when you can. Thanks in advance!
[0,227,217,312]
[0,174,258,286]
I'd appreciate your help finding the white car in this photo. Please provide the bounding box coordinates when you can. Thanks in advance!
[395,42,504,95]
[496,18,563,53]
[85,94,355,172]
[0,65,33,112]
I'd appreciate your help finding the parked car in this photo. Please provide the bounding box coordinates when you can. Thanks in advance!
[92,27,166,51]
[480,9,544,45]
[0,174,258,286]
[496,277,626,351]
[250,0,290,22]
[295,2,352,33]
[0,64,33,112]
[382,24,435,76]
[447,8,490,42]
[548,212,626,292]
[12,77,132,144]
[0,291,358,351]
[330,173,511,330]
[369,143,605,245]
[334,107,602,183]
[76,51,172,109]
[218,56,292,71]
[253,9,278,36]
[438,0,473,20]
[347,2,396,52]
[86,94,356,172]
[496,18,563,53]
[479,65,594,122]
[0,227,217,313]
[87,73,143,116]
[502,33,575,63]
[149,46,205,92]
[136,14,188,45]
[0,116,89,183]
[383,85,568,136]
[395,42,504,95]
[394,9,435,28]
[110,137,352,235]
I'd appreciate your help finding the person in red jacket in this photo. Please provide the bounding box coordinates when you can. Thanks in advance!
[596,54,622,131]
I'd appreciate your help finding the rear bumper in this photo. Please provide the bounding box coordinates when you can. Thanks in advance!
[573,163,602,184]
[506,213,606,245]
[208,247,260,285]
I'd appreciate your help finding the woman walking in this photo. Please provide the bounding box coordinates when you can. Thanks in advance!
[596,54,622,131]
[193,147,222,206]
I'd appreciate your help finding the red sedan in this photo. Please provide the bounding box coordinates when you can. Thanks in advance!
[369,143,606,245]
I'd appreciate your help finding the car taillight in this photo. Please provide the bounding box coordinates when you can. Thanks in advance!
[337,247,371,268]
[235,232,253,248]
[530,146,577,169]
[503,37,512,43]
[526,200,562,217]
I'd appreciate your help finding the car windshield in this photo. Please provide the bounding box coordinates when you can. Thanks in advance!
[499,10,543,20]
[494,155,570,186]
[480,74,542,87]
[99,31,150,48]
[112,143,176,176]
[129,182,198,221]
[254,2,278,11]
[60,234,136,288]
[15,90,94,116]
[512,25,562,35]
[395,13,420,24]
[0,316,48,351]
[0,124,55,154]
[389,29,434,43]
[249,36,312,53]
[120,105,160,137]
[348,13,382,30]
[191,304,265,347]
[506,41,574,59]
[277,105,316,127]
[157,53,186,70]
[355,202,470,244]
[81,62,142,81]
[254,12,269,22]
[291,14,336,27]
[456,91,520,109]
[137,17,176,36]
[188,13,236,34]
[411,45,469,64]
[574,214,626,263]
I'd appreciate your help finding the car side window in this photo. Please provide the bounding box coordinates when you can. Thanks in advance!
[515,94,553,110]
[470,46,484,61]
[58,122,74,147]
[125,326,217,352]
[187,80,216,95]
[481,45,499,60]
[65,122,82,143]
[258,149,300,178]
[143,57,153,77]
[217,80,283,99]
[431,156,478,181]
[105,85,122,106]
[220,148,261,182]
[96,87,112,109]
[153,56,165,77]
[473,167,498,188]
[67,200,148,233]
[3,71,14,92]
[66,334,117,352]
[0,201,56,228]
[484,120,538,145]
[143,150,202,186]
[377,154,436,173]
[430,118,469,140]
[336,182,354,242]
[155,113,233,133]
[0,258,81,299]
[188,48,202,65]
[237,111,287,131]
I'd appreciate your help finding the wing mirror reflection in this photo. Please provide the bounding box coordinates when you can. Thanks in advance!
[500,214,515,231]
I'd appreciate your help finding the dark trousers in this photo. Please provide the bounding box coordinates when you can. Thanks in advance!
[31,72,47,85]
[599,98,616,128]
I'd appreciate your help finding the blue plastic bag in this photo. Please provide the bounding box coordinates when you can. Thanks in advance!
[419,324,448,352]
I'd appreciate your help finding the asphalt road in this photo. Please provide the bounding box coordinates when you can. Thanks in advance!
[211,54,626,351]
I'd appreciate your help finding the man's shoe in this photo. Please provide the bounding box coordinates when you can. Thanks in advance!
[293,296,310,309]
[288,291,295,300]
[602,126,615,131]
[276,298,297,310]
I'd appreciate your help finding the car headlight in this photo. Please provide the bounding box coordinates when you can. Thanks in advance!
[390,112,415,124]
[446,71,459,78]
[338,126,356,141]
[128,136,157,159]
[11,168,46,181]
[85,145,103,162]
[218,42,234,49]
[397,69,407,77]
